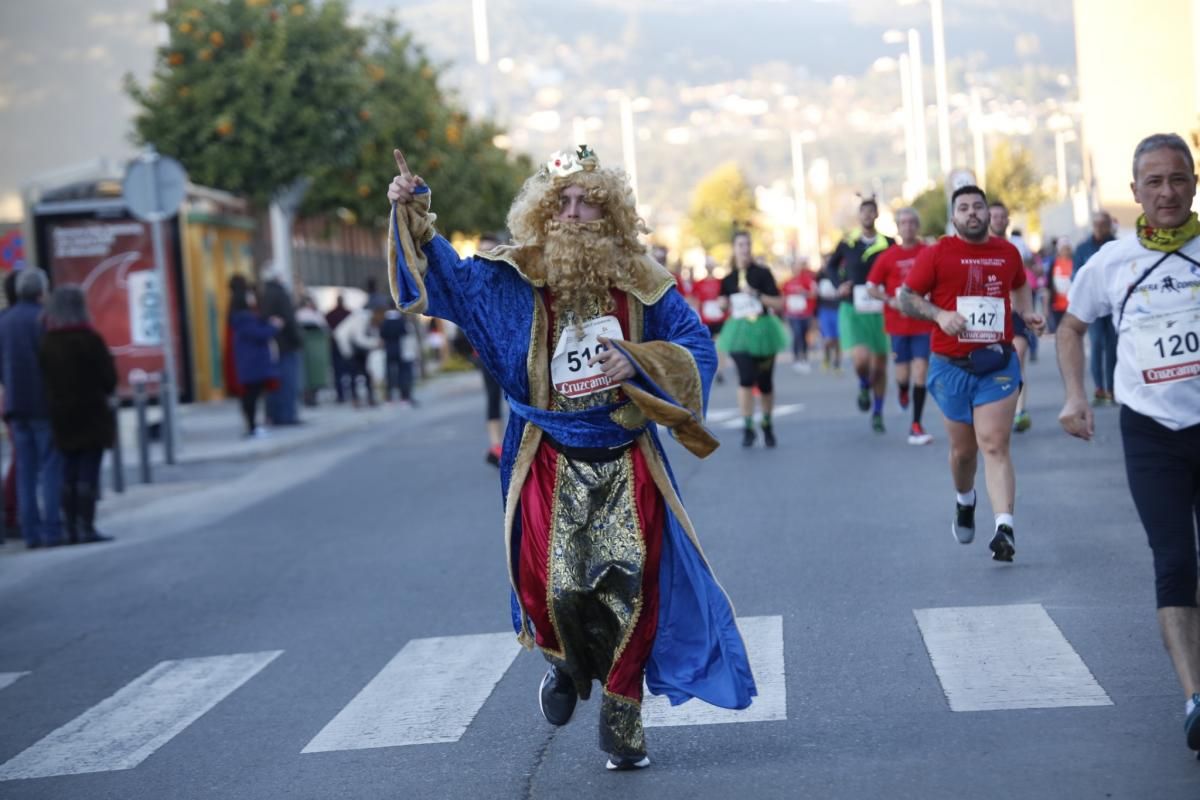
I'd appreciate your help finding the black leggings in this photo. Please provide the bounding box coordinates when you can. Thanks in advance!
[730,353,776,394]
[483,368,502,421]
[1121,406,1200,608]
[241,382,264,433]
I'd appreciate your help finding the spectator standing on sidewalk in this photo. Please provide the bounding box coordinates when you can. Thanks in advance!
[39,285,116,544]
[1,271,19,541]
[333,301,385,407]
[261,269,302,425]
[228,275,283,437]
[325,295,352,403]
[0,268,63,548]
[296,296,331,407]
[379,307,416,405]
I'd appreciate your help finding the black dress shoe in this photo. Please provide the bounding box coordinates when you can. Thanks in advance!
[538,665,577,726]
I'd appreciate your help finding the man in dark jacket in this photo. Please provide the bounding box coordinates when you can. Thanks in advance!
[325,295,351,402]
[260,268,302,425]
[0,268,63,548]
[1072,211,1118,404]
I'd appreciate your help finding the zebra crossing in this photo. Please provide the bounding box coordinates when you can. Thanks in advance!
[0,606,1112,782]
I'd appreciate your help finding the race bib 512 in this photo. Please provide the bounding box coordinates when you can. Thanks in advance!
[551,315,625,398]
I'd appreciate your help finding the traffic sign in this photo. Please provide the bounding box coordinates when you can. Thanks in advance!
[122,152,187,223]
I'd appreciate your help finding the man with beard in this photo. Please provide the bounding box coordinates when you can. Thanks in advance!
[899,185,1045,562]
[385,145,755,771]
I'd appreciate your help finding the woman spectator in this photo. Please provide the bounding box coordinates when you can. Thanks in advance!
[295,295,331,407]
[228,275,282,437]
[38,285,116,544]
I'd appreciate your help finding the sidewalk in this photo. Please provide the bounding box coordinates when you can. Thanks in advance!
[111,370,484,469]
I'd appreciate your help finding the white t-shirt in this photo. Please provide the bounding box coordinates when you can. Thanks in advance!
[1067,235,1200,430]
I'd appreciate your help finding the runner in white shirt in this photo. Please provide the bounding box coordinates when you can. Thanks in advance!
[1056,132,1200,755]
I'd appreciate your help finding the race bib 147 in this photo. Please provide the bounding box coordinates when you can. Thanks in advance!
[956,296,1005,343]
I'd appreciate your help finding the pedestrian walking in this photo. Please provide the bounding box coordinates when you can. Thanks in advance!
[1057,132,1200,754]
[781,258,816,372]
[1073,211,1119,405]
[332,302,384,407]
[38,285,116,544]
[379,308,415,405]
[0,268,64,548]
[325,295,352,403]
[228,275,283,438]
[296,296,331,407]
[385,143,754,770]
[261,269,302,425]
[1,271,20,542]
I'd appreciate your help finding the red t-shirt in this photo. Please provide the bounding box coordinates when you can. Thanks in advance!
[693,276,727,324]
[904,235,1027,358]
[866,243,934,336]
[781,272,816,319]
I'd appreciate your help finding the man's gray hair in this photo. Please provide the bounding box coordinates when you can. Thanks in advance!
[896,206,920,222]
[44,284,91,327]
[1132,133,1196,180]
[15,267,49,301]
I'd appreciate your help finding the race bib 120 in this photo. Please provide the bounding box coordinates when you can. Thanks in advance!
[551,315,625,398]
[956,296,1005,343]
[1132,308,1200,385]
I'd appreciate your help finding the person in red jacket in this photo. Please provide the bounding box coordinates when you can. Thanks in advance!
[867,207,935,445]
[692,262,728,383]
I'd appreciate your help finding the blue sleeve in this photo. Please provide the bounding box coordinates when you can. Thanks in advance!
[233,314,278,343]
[643,288,717,415]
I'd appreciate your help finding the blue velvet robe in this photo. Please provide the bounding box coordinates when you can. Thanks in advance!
[390,202,756,711]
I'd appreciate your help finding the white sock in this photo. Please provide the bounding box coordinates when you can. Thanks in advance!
[995,513,1014,531]
[956,490,976,506]
[1188,696,1197,717]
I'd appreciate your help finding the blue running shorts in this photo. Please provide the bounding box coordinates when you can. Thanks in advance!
[927,351,1022,425]
[891,333,931,364]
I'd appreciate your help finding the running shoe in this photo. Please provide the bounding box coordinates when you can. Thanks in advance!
[989,524,1015,562]
[485,447,502,467]
[871,413,885,434]
[761,424,777,448]
[898,386,910,410]
[538,665,577,726]
[606,754,651,771]
[907,423,933,446]
[1186,694,1200,751]
[856,387,871,412]
[1012,411,1032,433]
[952,500,976,544]
[1092,388,1109,407]
[742,427,756,448]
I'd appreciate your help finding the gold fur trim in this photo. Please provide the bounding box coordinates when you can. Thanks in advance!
[619,340,717,458]
[503,421,542,649]
[384,193,438,314]
[480,247,675,306]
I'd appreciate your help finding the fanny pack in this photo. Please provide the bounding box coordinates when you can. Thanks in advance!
[949,343,1014,376]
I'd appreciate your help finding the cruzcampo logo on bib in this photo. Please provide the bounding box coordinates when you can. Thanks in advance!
[551,315,625,398]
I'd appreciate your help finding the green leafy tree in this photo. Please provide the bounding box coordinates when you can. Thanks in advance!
[126,1,528,234]
[127,0,367,209]
[686,162,757,253]
[911,182,948,238]
[985,140,1049,217]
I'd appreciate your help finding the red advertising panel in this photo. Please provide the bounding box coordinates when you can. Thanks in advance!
[42,216,186,399]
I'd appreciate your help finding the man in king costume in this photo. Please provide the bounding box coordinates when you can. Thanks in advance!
[385,145,756,770]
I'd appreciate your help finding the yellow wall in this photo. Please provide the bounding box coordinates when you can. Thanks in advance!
[181,216,255,402]
[1073,0,1200,224]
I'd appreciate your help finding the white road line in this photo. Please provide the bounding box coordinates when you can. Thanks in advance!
[914,604,1113,712]
[0,651,282,781]
[0,672,29,692]
[303,632,521,752]
[710,404,805,429]
[643,615,786,727]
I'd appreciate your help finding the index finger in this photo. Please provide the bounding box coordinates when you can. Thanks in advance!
[393,148,413,179]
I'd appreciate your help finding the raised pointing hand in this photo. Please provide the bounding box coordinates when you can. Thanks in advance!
[387,147,426,205]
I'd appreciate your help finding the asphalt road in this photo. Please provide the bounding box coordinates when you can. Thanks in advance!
[1,343,1195,799]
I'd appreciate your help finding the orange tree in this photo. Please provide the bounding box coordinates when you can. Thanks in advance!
[126,0,527,235]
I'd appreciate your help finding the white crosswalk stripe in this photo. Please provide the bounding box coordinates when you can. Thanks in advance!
[914,604,1113,712]
[708,404,805,428]
[302,632,521,752]
[0,651,282,781]
[0,672,29,693]
[644,614,786,727]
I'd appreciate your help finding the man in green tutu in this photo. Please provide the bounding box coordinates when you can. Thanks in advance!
[717,230,791,447]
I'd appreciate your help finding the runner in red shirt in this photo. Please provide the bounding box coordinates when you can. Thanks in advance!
[899,185,1046,563]
[692,266,728,383]
[781,259,816,373]
[866,207,934,445]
